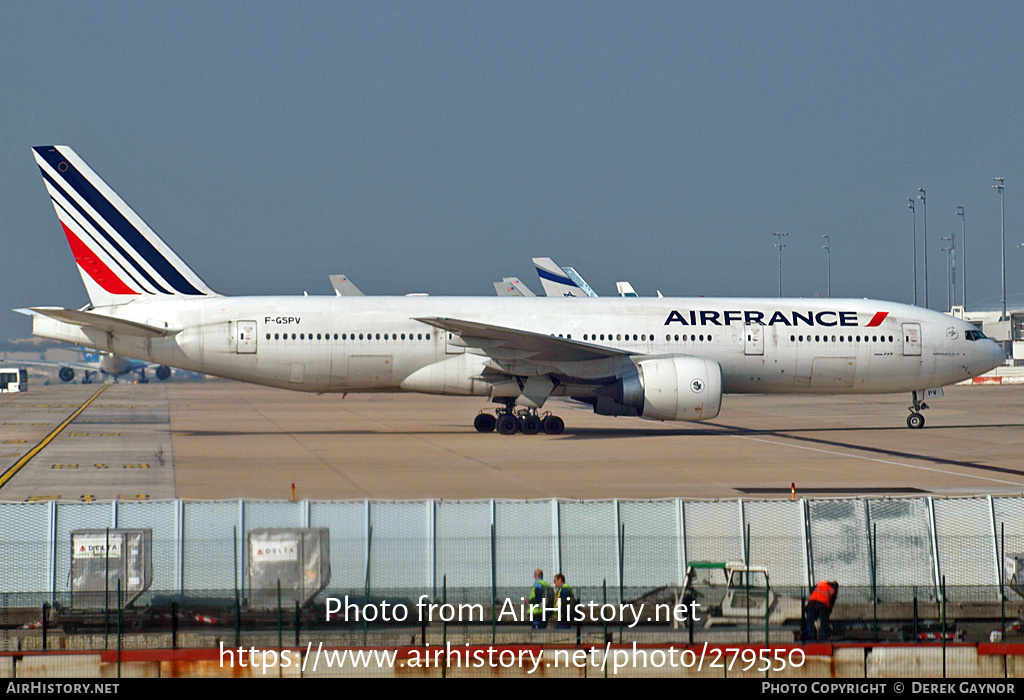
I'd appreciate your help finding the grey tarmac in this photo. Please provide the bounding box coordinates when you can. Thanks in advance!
[2,382,1022,502]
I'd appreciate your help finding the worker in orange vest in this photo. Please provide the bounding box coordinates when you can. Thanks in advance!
[804,580,839,641]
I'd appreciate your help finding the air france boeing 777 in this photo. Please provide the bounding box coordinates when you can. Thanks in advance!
[21,146,1005,435]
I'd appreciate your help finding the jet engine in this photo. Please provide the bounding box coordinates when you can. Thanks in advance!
[595,356,722,422]
[58,366,75,382]
[155,366,171,381]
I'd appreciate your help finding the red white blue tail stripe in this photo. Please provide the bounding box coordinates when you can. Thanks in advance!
[32,145,216,306]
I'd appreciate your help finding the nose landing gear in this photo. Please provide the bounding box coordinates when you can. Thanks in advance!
[907,392,929,429]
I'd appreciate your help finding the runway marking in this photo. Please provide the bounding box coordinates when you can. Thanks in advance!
[0,385,109,491]
[733,434,1024,488]
[57,432,122,437]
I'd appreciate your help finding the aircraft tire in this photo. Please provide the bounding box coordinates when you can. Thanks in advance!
[907,413,925,429]
[542,415,565,435]
[474,413,496,433]
[496,414,520,435]
[521,415,542,435]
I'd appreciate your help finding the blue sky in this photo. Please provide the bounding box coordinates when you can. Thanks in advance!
[3,2,1023,340]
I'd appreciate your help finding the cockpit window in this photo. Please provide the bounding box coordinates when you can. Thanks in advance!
[965,330,988,341]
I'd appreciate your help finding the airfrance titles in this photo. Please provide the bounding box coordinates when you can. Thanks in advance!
[664,310,889,328]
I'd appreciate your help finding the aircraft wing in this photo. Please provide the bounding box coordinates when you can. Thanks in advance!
[415,317,635,364]
[19,308,181,338]
[14,359,99,372]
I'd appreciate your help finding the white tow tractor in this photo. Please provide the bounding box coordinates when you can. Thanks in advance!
[675,561,803,628]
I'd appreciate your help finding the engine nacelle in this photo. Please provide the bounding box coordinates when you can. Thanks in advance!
[155,366,172,381]
[58,366,75,382]
[621,356,723,422]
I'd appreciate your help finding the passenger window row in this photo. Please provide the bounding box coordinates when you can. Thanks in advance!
[580,333,714,342]
[265,332,431,341]
[262,330,902,344]
[788,334,895,342]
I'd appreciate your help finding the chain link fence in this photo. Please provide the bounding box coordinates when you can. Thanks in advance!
[2,495,1023,672]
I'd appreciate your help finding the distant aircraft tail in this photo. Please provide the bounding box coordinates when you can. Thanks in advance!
[533,257,589,298]
[493,277,537,297]
[561,266,598,297]
[32,145,218,307]
[616,281,638,297]
[80,349,102,364]
[329,274,365,296]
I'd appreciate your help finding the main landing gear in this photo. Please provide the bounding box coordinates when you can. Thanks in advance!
[474,400,565,436]
[907,392,929,429]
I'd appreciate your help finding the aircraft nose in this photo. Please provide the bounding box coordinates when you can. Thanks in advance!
[992,340,1007,368]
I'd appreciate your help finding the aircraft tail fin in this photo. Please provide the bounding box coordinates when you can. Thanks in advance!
[533,257,588,297]
[561,266,598,297]
[493,277,537,297]
[31,145,218,307]
[329,274,364,296]
[616,281,638,297]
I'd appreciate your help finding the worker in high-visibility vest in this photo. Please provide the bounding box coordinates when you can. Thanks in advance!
[553,573,576,629]
[804,580,839,641]
[530,569,550,629]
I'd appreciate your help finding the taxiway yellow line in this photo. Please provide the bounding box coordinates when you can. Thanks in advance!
[0,385,109,491]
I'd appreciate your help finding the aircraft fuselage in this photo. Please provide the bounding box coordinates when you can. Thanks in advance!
[33,295,1004,398]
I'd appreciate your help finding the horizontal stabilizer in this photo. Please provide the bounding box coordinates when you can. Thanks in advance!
[19,307,181,338]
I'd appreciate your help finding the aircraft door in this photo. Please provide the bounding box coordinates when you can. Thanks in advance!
[236,320,257,354]
[902,323,922,356]
[744,324,764,356]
